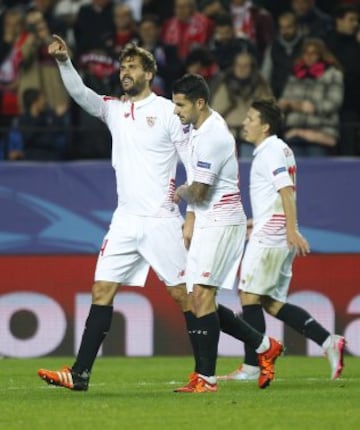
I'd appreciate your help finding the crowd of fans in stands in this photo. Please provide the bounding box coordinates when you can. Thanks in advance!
[0,0,359,160]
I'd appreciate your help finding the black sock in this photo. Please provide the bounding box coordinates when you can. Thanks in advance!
[72,304,113,374]
[242,304,266,367]
[276,303,330,345]
[217,304,263,349]
[194,312,220,376]
[184,311,200,371]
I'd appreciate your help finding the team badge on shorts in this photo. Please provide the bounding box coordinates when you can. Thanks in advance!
[146,116,156,127]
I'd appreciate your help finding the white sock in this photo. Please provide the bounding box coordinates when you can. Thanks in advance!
[255,335,271,353]
[198,374,216,384]
[241,363,259,373]
[322,335,332,350]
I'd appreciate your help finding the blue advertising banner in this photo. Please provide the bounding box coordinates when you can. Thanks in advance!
[0,159,359,254]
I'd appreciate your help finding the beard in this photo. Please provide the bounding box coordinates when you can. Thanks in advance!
[122,76,147,96]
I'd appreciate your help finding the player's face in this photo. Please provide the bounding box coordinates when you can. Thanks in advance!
[242,107,266,145]
[172,93,199,125]
[119,56,151,96]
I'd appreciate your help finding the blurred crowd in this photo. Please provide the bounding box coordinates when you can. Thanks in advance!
[1,0,360,160]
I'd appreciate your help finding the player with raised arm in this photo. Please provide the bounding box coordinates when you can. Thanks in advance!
[37,35,193,391]
[218,99,346,382]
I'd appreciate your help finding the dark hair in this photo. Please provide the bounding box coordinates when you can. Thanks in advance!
[172,73,210,103]
[334,4,359,19]
[214,13,233,28]
[278,11,298,25]
[251,98,283,136]
[119,43,157,76]
[140,13,160,27]
[23,88,42,111]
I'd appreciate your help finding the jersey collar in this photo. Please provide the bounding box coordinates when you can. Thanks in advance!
[129,92,157,109]
[253,135,278,156]
[191,110,214,136]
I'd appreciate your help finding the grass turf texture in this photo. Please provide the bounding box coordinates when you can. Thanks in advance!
[1,356,359,430]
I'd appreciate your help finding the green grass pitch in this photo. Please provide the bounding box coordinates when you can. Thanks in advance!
[1,356,359,430]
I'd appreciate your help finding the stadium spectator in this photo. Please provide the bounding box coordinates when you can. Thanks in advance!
[262,11,304,99]
[209,12,259,70]
[228,0,275,62]
[197,0,228,19]
[161,0,214,62]
[16,8,70,114]
[73,0,114,59]
[278,38,344,157]
[290,0,333,38]
[324,4,360,156]
[72,0,115,159]
[184,46,219,83]
[0,7,25,128]
[141,0,175,24]
[210,51,273,157]
[137,13,183,97]
[110,2,138,58]
[14,87,69,160]
[119,0,144,22]
[53,0,92,49]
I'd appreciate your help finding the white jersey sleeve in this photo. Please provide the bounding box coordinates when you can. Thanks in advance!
[192,135,225,186]
[264,143,295,191]
[57,58,108,121]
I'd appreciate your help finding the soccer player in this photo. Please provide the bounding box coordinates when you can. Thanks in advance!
[171,75,283,393]
[218,99,346,382]
[37,36,192,391]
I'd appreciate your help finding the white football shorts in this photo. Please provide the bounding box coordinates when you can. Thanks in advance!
[186,224,246,292]
[238,237,296,302]
[95,214,186,287]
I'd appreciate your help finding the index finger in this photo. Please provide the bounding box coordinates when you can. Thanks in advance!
[52,34,66,46]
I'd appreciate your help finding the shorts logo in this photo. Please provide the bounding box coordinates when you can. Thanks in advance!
[146,116,156,127]
[272,166,286,176]
[178,270,185,278]
[197,161,211,169]
[201,271,211,278]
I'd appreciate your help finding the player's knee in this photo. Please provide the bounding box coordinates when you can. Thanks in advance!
[262,297,281,316]
[167,285,189,310]
[192,285,216,316]
[91,281,119,305]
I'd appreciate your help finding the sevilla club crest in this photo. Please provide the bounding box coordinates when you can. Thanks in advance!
[146,116,156,127]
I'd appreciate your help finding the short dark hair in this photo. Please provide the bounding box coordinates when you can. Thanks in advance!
[23,88,42,112]
[119,43,157,76]
[214,13,233,28]
[334,4,359,19]
[251,98,283,136]
[172,73,210,104]
[140,13,160,27]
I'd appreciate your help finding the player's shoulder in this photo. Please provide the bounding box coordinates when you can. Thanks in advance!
[265,135,288,152]
[151,94,174,109]
[207,111,234,142]
[101,95,126,109]
[263,136,294,161]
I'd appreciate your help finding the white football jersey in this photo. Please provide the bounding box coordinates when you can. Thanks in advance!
[186,111,246,227]
[250,135,296,245]
[58,60,189,221]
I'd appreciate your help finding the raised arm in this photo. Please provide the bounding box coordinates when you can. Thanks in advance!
[48,34,106,120]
